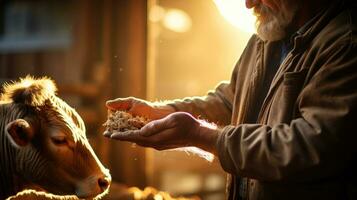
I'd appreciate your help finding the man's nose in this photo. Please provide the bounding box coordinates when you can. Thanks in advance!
[246,0,260,9]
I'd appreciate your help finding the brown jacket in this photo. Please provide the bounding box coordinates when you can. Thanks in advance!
[169,0,357,199]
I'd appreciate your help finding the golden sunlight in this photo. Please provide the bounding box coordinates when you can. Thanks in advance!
[162,9,192,33]
[213,0,256,33]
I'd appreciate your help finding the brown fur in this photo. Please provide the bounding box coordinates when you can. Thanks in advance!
[1,76,57,106]
[0,76,110,199]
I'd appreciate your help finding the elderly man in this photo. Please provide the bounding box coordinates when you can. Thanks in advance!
[105,0,357,199]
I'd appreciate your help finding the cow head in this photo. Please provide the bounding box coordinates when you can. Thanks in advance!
[1,76,111,199]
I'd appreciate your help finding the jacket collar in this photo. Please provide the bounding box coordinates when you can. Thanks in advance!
[290,0,346,54]
[256,0,347,53]
[255,0,348,122]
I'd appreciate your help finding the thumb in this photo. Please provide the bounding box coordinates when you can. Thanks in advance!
[106,97,132,110]
[141,117,175,136]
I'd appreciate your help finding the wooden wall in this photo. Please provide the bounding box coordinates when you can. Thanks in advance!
[105,0,149,188]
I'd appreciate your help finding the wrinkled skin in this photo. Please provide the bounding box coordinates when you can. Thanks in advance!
[104,98,218,155]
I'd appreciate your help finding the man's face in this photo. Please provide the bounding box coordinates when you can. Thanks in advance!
[246,0,299,41]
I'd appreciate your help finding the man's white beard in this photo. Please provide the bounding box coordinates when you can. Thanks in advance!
[254,3,298,41]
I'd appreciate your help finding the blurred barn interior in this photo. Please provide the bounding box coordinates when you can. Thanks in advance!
[0,0,252,199]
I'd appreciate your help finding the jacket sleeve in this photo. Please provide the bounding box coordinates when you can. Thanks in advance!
[167,81,234,126]
[166,35,261,126]
[216,42,357,182]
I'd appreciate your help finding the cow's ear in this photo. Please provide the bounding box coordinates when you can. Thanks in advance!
[6,119,34,148]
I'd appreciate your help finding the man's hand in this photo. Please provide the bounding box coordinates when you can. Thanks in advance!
[106,97,175,120]
[105,112,219,155]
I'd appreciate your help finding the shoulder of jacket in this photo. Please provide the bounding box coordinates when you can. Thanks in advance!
[315,4,357,47]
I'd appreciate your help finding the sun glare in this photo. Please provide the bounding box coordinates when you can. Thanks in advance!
[162,9,192,33]
[213,0,256,33]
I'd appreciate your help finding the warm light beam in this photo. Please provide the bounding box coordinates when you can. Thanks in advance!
[213,0,256,33]
[162,9,192,33]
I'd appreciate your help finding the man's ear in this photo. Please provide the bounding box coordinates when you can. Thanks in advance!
[6,119,34,148]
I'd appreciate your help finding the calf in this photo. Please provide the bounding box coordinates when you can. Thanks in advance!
[0,77,111,199]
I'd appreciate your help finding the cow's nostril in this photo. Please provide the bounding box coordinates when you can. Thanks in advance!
[98,176,110,191]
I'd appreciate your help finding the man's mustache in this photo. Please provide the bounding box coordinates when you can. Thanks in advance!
[253,4,274,21]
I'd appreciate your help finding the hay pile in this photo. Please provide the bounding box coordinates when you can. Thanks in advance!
[103,111,149,132]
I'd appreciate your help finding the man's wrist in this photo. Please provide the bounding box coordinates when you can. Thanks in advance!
[196,122,220,156]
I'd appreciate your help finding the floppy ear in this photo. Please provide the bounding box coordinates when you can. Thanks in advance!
[6,119,34,148]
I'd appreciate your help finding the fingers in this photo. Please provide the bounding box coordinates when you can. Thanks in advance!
[108,130,179,150]
[105,97,133,110]
[110,130,142,141]
[108,130,155,146]
[103,130,112,137]
[140,117,175,136]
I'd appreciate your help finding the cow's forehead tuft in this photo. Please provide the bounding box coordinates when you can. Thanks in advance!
[1,76,57,107]
[1,76,88,143]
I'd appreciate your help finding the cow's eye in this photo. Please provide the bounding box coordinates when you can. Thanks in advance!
[51,136,67,145]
